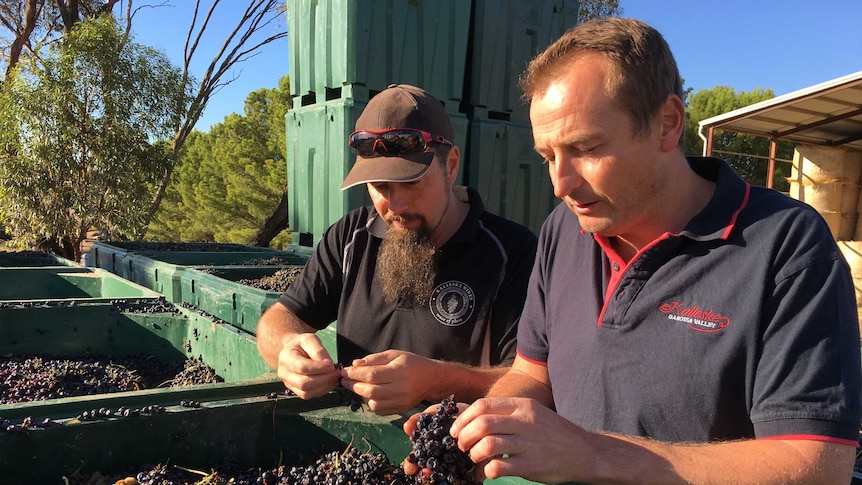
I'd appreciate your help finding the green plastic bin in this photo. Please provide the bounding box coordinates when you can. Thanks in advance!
[123,250,310,303]
[89,241,312,303]
[179,265,338,360]
[0,389,550,484]
[0,250,77,267]
[0,267,163,301]
[90,241,292,280]
[0,296,548,484]
[179,265,297,331]
[0,302,276,409]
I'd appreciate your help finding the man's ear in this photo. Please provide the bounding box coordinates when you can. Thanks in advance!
[446,146,461,184]
[658,94,685,153]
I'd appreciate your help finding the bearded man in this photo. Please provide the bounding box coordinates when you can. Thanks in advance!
[256,84,538,416]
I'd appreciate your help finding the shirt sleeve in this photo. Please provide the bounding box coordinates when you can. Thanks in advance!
[750,214,862,442]
[278,213,358,330]
[514,213,556,364]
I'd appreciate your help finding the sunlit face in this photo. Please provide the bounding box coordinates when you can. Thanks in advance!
[367,156,453,239]
[529,53,667,240]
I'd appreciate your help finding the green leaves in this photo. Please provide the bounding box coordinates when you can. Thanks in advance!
[0,16,189,258]
[148,76,292,248]
[684,85,794,189]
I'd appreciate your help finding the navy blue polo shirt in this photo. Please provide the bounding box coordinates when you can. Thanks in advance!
[280,186,538,367]
[518,157,862,444]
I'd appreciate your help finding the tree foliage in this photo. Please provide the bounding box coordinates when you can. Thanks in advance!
[0,1,289,255]
[146,0,288,229]
[684,85,794,189]
[578,0,622,22]
[0,0,122,82]
[0,15,188,258]
[148,75,292,247]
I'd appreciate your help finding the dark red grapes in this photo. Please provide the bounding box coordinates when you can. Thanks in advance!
[405,395,480,484]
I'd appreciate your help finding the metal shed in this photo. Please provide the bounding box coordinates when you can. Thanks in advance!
[698,70,862,188]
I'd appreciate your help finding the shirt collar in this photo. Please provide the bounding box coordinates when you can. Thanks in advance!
[681,156,751,241]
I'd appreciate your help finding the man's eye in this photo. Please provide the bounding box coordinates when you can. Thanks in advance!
[542,157,555,165]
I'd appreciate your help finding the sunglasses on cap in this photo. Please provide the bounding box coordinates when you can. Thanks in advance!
[348,129,453,158]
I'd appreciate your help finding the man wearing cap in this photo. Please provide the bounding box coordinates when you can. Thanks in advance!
[256,84,538,416]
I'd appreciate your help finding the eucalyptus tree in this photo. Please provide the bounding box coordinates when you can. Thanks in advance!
[0,0,288,253]
[0,15,187,259]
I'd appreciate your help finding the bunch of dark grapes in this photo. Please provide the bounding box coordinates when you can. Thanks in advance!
[0,354,221,404]
[404,395,479,485]
[278,445,409,484]
[237,267,304,292]
[164,356,223,387]
[0,355,147,404]
[86,446,410,485]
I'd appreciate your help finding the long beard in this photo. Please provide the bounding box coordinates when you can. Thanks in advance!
[376,223,439,305]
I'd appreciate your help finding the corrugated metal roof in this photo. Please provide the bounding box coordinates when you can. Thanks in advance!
[698,70,862,152]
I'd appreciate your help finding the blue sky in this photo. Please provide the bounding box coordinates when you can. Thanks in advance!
[133,1,862,132]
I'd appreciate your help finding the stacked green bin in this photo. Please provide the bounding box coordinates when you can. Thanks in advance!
[286,0,580,242]
[459,0,579,236]
[287,0,470,109]
[466,117,560,235]
[285,94,371,244]
[286,0,472,245]
[467,0,580,122]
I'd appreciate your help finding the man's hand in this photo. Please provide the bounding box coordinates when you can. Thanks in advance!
[450,397,590,484]
[339,349,439,415]
[276,332,340,400]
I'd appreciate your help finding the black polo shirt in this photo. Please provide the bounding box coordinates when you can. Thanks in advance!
[280,187,538,366]
[518,157,862,444]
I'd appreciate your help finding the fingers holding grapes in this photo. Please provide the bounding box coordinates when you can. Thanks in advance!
[450,397,584,483]
[339,350,435,415]
[402,396,482,484]
[276,333,339,399]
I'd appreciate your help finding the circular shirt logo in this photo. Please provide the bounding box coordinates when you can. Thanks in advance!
[429,280,475,326]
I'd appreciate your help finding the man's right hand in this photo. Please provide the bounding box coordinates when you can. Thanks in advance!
[276,332,340,399]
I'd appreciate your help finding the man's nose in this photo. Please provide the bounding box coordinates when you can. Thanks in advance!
[386,185,409,213]
[552,157,582,199]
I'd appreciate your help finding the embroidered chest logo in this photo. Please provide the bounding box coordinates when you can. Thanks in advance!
[429,280,475,326]
[659,301,731,333]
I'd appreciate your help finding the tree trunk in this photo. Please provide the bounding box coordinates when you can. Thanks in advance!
[36,235,77,261]
[249,189,289,247]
